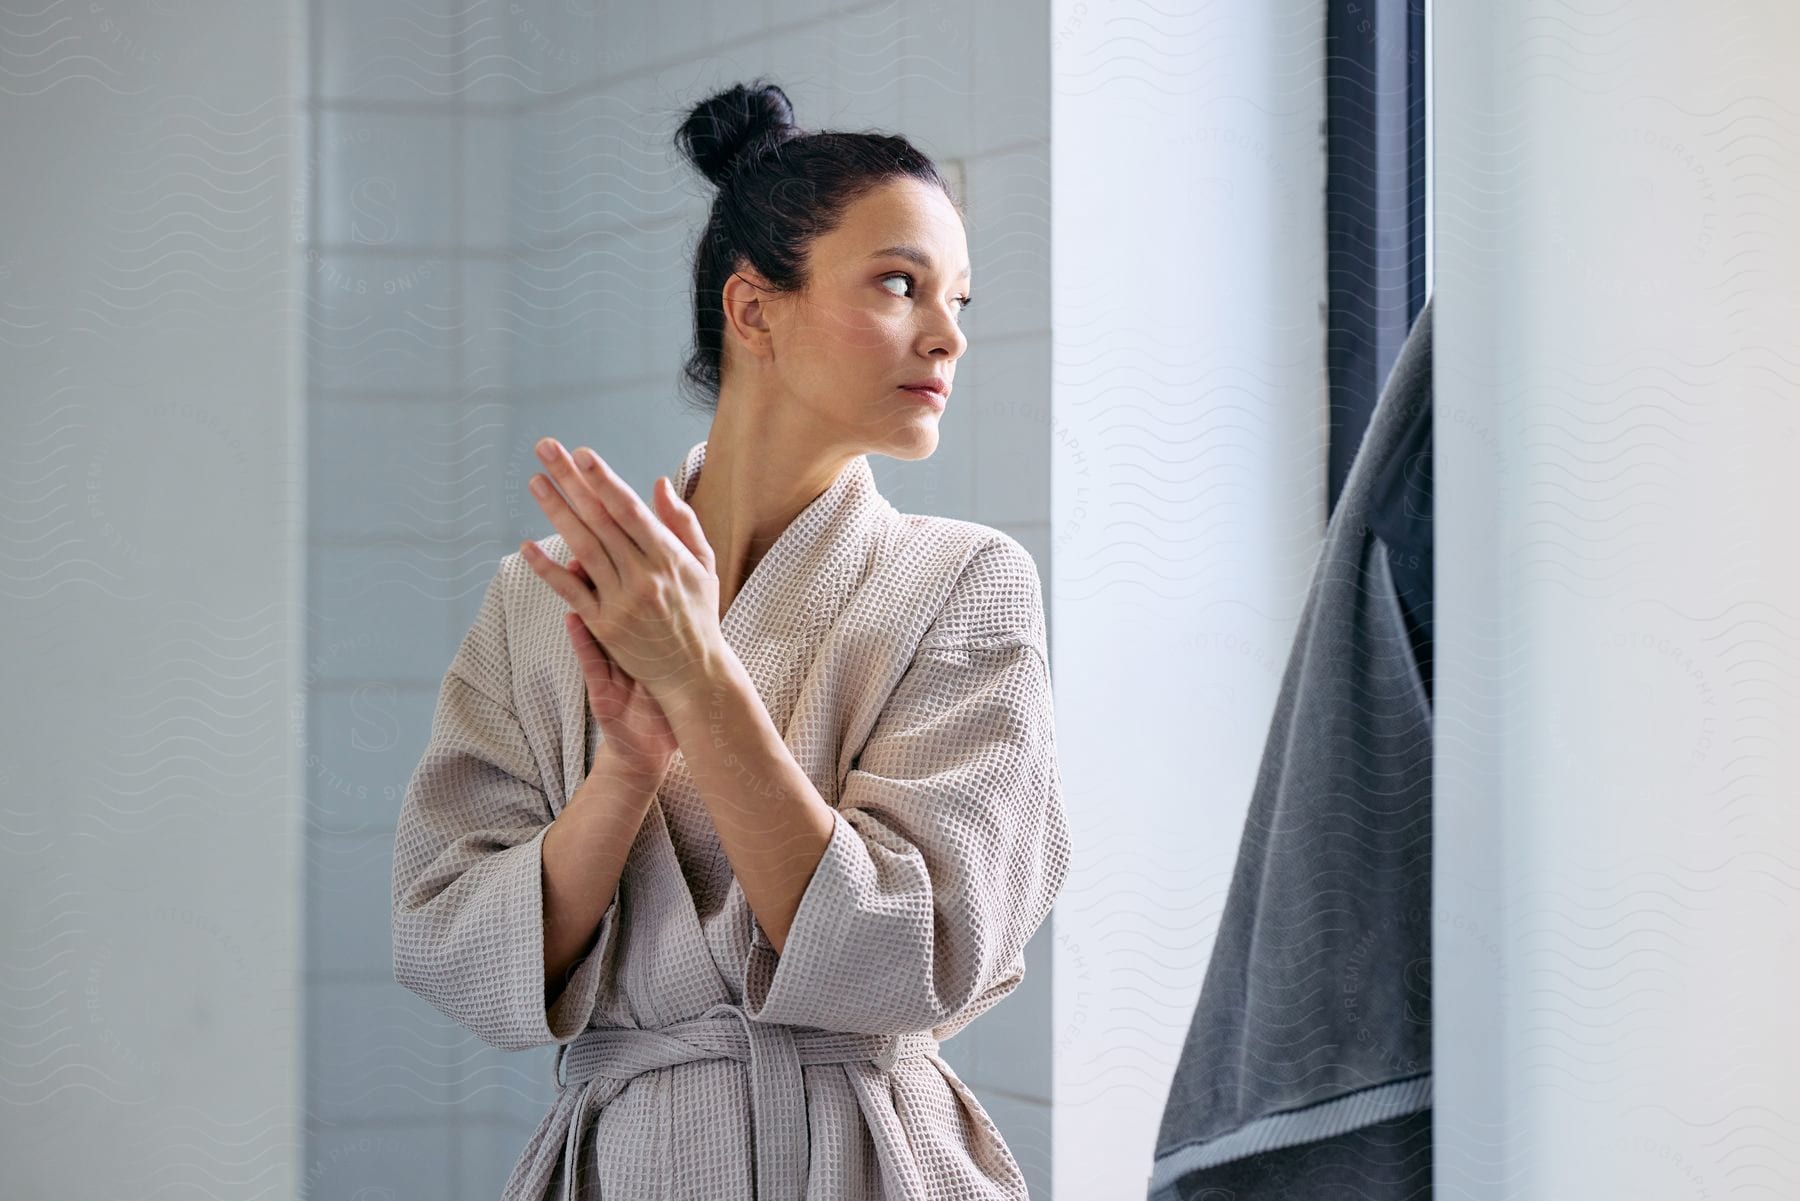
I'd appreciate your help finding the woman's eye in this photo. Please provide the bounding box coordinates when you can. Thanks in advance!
[881,273,972,312]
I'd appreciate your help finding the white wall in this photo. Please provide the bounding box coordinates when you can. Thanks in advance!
[1433,3,1800,1197]
[0,7,308,1199]
[1049,0,1331,1194]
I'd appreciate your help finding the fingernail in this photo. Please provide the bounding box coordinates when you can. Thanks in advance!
[529,476,549,497]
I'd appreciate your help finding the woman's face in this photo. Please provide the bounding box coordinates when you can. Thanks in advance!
[749,176,972,461]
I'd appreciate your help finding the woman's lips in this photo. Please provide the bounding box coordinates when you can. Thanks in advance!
[898,385,946,411]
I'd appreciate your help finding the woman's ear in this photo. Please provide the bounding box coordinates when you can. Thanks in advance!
[721,267,776,361]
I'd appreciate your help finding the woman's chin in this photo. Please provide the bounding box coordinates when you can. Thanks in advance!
[884,421,939,461]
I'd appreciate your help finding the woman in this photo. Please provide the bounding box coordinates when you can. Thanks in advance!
[391,79,1070,1201]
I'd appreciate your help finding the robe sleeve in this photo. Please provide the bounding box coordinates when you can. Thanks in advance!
[740,537,1072,1041]
[390,556,614,1052]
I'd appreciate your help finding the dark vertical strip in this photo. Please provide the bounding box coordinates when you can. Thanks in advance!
[1407,0,1428,324]
[1325,0,1430,517]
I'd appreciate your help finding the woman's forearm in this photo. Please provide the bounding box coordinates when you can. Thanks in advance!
[660,638,836,957]
[541,745,664,996]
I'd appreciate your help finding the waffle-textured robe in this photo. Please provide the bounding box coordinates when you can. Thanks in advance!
[392,439,1071,1200]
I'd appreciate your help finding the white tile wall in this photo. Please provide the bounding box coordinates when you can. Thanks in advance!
[459,1041,562,1125]
[307,684,441,834]
[495,236,648,391]
[828,3,904,133]
[307,395,463,542]
[454,1117,549,1199]
[309,831,402,977]
[896,0,974,157]
[460,113,512,248]
[302,1120,457,1201]
[452,395,517,542]
[509,89,616,248]
[316,110,457,249]
[308,981,459,1120]
[308,541,460,683]
[317,0,460,102]
[649,0,724,65]
[456,1,518,107]
[755,22,835,120]
[971,1,1048,155]
[310,0,1056,1193]
[961,146,1052,342]
[969,332,1054,527]
[518,0,604,98]
[970,923,1056,1102]
[457,257,516,390]
[305,252,458,391]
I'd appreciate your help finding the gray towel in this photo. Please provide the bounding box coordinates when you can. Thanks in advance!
[1148,297,1435,1200]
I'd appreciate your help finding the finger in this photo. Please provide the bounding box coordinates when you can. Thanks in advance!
[535,438,664,574]
[565,610,599,662]
[565,559,609,654]
[521,539,607,626]
[527,464,626,596]
[565,612,617,687]
[568,444,687,566]
[655,476,715,573]
[528,437,628,585]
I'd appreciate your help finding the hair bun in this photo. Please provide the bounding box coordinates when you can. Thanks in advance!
[675,79,798,186]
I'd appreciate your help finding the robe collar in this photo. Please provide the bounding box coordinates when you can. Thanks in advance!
[571,440,890,797]
[594,442,893,1011]
[672,438,890,675]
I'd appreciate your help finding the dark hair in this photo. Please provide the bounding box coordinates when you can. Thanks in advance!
[673,78,960,411]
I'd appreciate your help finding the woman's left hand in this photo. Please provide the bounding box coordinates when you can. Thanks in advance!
[520,437,723,708]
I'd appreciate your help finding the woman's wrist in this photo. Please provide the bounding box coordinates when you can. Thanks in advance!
[544,748,661,988]
[590,740,674,791]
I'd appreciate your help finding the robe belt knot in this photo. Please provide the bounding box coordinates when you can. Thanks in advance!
[551,1003,939,1201]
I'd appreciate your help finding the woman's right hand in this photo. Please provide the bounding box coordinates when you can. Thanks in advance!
[564,557,680,778]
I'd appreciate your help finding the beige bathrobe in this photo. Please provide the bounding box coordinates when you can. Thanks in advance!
[391,439,1071,1200]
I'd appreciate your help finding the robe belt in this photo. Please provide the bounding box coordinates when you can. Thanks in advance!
[550,1002,940,1201]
